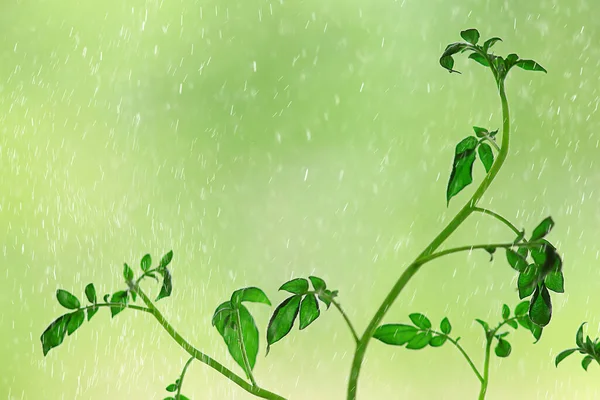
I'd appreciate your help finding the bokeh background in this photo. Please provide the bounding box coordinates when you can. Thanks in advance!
[2,0,600,399]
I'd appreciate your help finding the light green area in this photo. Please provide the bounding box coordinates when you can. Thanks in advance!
[1,0,600,399]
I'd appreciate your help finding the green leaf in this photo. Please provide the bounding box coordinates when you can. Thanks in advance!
[484,246,496,261]
[495,331,510,339]
[447,136,478,204]
[495,338,512,358]
[576,323,586,348]
[502,304,510,320]
[299,294,320,330]
[317,289,338,309]
[86,305,99,321]
[439,43,470,73]
[66,310,85,335]
[406,331,433,350]
[472,126,489,138]
[515,59,547,73]
[475,319,490,332]
[40,314,71,356]
[514,301,529,317]
[84,283,97,304]
[56,289,81,310]
[440,317,452,335]
[505,53,519,66]
[506,249,528,273]
[530,321,543,343]
[373,324,419,346]
[477,143,494,173]
[529,284,552,327]
[460,29,480,45]
[483,37,502,51]
[110,290,129,317]
[141,254,152,272]
[159,250,174,269]
[308,276,327,292]
[468,52,489,67]
[123,263,134,281]
[429,335,447,347]
[506,319,518,329]
[555,348,577,367]
[231,287,271,307]
[582,356,594,371]
[266,295,302,353]
[530,217,554,241]
[517,244,528,259]
[517,264,539,299]
[409,313,432,330]
[166,384,178,392]
[156,268,173,301]
[279,278,309,295]
[544,268,564,293]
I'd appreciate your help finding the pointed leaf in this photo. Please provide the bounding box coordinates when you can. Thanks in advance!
[266,295,302,353]
[582,356,594,371]
[84,284,97,304]
[406,331,433,350]
[373,324,418,346]
[66,310,85,335]
[544,268,564,293]
[518,264,539,299]
[166,384,178,392]
[279,278,309,295]
[409,313,432,330]
[472,126,489,138]
[502,304,510,320]
[530,217,554,241]
[87,305,99,321]
[516,59,547,73]
[447,136,478,204]
[468,53,489,67]
[231,287,271,307]
[483,37,502,51]
[439,43,469,73]
[576,323,586,348]
[156,268,172,301]
[475,319,490,332]
[429,335,447,347]
[529,284,552,327]
[495,338,512,357]
[478,143,494,173]
[299,294,320,330]
[123,263,134,281]
[506,249,528,273]
[555,349,577,367]
[141,254,152,272]
[110,290,129,317]
[159,250,174,269]
[56,289,80,310]
[514,300,530,317]
[308,276,327,292]
[440,317,452,335]
[460,29,480,45]
[506,319,518,329]
[40,314,71,356]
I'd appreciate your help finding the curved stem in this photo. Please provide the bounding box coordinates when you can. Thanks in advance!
[418,241,538,265]
[176,356,195,399]
[332,300,360,344]
[472,207,521,236]
[347,79,511,400]
[235,309,257,386]
[478,338,493,400]
[443,335,483,383]
[133,287,286,400]
[81,302,151,313]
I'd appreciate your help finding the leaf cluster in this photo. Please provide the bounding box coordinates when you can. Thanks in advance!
[555,323,600,371]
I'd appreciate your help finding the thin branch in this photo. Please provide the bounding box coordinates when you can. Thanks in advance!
[472,207,521,236]
[417,241,536,265]
[176,356,195,399]
[331,300,360,345]
[429,331,483,384]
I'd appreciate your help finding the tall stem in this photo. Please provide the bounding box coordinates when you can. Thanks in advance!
[346,80,511,400]
[478,337,493,400]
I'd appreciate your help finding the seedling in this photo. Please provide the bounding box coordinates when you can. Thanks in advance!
[40,29,593,399]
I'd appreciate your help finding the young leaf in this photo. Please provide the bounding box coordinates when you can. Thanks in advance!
[447,136,478,204]
[308,276,327,292]
[517,264,539,299]
[317,289,338,309]
[515,59,547,73]
[440,317,452,335]
[87,305,99,321]
[110,290,129,317]
[475,319,490,332]
[123,263,134,281]
[514,300,529,317]
[460,28,480,45]
[555,349,577,367]
[530,217,554,241]
[581,355,594,371]
[506,249,528,273]
[530,323,543,343]
[156,268,173,301]
[373,324,418,346]
[483,37,502,51]
[472,126,489,138]
[141,254,152,272]
[495,338,512,358]
[40,314,71,356]
[266,295,302,353]
[505,53,519,66]
[66,310,85,335]
[166,384,178,392]
[576,323,586,348]
[56,289,81,310]
[478,143,494,173]
[406,331,433,350]
[409,313,432,330]
[544,268,564,293]
[529,284,552,327]
[299,294,320,330]
[506,319,518,329]
[159,250,174,269]
[84,283,97,304]
[231,287,271,307]
[501,304,510,320]
[279,278,309,295]
[429,335,447,347]
[439,43,470,73]
[468,53,489,67]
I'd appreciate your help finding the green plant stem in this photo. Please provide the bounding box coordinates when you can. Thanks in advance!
[472,207,521,236]
[419,241,539,265]
[235,309,258,386]
[133,287,286,400]
[429,331,483,383]
[82,302,151,313]
[176,356,195,399]
[347,78,511,400]
[332,300,360,344]
[478,337,493,400]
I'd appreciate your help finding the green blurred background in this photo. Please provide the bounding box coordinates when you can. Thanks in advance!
[2,0,599,398]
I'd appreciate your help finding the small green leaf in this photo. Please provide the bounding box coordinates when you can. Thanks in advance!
[308,276,327,292]
[156,268,173,301]
[439,43,470,73]
[406,331,433,350]
[514,301,529,317]
[515,59,547,73]
[468,52,489,67]
[517,264,539,299]
[447,136,478,204]
[506,319,518,329]
[544,268,564,293]
[502,304,510,320]
[460,28,480,45]
[279,278,309,295]
[529,284,552,327]
[472,126,489,138]
[103,294,110,303]
[530,217,554,241]
[84,283,97,304]
[299,294,320,330]
[582,356,594,371]
[110,290,129,317]
[231,287,271,307]
[141,254,152,272]
[66,310,85,335]
[409,313,432,330]
[475,319,490,332]
[429,335,447,347]
[484,246,496,261]
[576,323,586,348]
[477,143,494,173]
[506,249,528,273]
[266,295,302,353]
[86,305,99,321]
[317,289,338,309]
[555,349,577,367]
[40,314,71,356]
[495,338,512,358]
[517,244,528,259]
[123,263,134,281]
[159,250,174,269]
[440,317,452,335]
[56,289,81,310]
[530,321,543,343]
[483,37,502,51]
[495,331,510,339]
[505,53,519,66]
[373,324,418,346]
[166,384,178,392]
